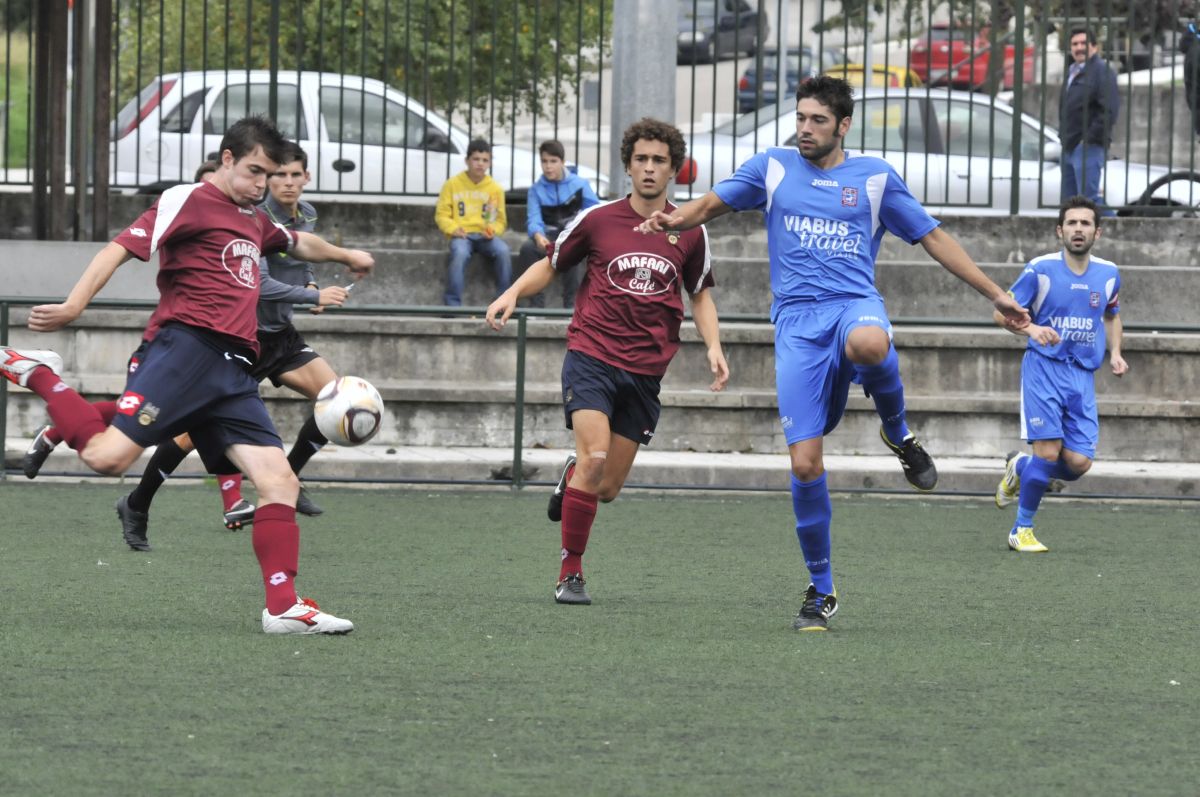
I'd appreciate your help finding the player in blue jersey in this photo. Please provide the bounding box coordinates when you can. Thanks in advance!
[638,76,1029,630]
[994,196,1127,552]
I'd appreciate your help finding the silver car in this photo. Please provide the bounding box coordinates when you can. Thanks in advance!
[111,70,608,198]
[682,87,1200,215]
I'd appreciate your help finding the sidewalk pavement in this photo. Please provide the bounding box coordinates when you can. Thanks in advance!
[5,439,1198,500]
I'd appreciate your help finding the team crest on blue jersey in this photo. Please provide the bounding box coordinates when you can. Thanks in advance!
[1089,292,1100,307]
[841,187,858,207]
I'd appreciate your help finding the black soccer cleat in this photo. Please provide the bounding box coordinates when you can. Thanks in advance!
[223,498,256,530]
[116,493,151,552]
[555,573,592,605]
[21,424,58,480]
[880,427,938,491]
[547,453,577,522]
[295,485,324,517]
[792,583,838,631]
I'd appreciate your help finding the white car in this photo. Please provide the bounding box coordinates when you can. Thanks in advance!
[682,87,1200,215]
[111,70,608,198]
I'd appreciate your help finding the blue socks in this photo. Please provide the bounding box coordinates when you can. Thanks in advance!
[1016,456,1057,528]
[857,346,909,444]
[791,473,833,595]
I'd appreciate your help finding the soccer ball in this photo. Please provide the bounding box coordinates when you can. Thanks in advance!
[314,376,384,446]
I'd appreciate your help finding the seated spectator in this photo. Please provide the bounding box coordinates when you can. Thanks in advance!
[517,140,601,309]
[434,139,512,306]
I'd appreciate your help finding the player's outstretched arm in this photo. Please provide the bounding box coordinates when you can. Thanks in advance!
[290,231,374,275]
[689,288,730,392]
[636,191,732,235]
[485,257,557,330]
[28,242,133,332]
[992,308,1060,346]
[1105,312,1128,376]
[920,227,1030,328]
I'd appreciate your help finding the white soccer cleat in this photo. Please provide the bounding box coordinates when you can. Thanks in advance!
[261,597,354,635]
[0,348,64,388]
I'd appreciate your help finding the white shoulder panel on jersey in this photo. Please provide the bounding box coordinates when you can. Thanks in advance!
[690,225,713,294]
[150,183,205,255]
[864,171,888,239]
[1104,276,1118,302]
[1032,273,1052,314]
[1029,251,1063,265]
[764,155,786,213]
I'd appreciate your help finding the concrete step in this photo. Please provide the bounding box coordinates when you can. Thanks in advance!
[4,442,1196,501]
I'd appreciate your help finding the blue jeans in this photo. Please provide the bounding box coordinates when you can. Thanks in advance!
[1061,143,1110,211]
[444,234,512,306]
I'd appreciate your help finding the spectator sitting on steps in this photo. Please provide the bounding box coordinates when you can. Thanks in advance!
[435,139,513,306]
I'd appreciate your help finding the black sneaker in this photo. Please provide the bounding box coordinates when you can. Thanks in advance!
[880,427,938,491]
[547,454,577,522]
[21,424,58,480]
[792,583,838,631]
[116,493,151,552]
[223,498,256,530]
[554,573,592,605]
[295,485,324,517]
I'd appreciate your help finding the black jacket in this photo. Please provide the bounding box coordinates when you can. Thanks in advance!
[1181,25,1200,135]
[1058,53,1120,150]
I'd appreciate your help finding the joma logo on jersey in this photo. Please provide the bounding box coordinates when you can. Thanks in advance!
[221,238,261,289]
[606,253,677,296]
[811,178,838,187]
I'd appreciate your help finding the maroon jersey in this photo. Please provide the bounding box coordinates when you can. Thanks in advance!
[112,181,293,354]
[550,197,714,376]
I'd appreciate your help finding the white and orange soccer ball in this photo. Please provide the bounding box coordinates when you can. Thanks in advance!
[314,376,384,446]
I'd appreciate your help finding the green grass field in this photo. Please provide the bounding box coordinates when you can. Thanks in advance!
[1,482,1196,796]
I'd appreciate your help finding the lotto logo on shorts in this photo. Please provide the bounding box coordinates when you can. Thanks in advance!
[128,356,140,374]
[841,187,858,207]
[116,391,145,415]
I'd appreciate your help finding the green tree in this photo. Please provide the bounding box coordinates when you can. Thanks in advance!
[112,0,612,124]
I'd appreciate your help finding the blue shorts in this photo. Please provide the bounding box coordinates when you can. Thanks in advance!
[1020,349,1098,458]
[561,349,662,446]
[112,324,283,473]
[775,297,892,444]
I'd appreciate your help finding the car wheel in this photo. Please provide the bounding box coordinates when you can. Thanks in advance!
[1123,171,1200,218]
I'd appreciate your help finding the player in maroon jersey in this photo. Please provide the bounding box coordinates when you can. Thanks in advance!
[1,117,372,635]
[485,118,730,605]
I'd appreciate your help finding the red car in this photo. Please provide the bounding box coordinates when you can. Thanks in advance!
[908,23,1034,90]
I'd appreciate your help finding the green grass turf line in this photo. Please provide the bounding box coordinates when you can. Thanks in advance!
[1,483,1196,796]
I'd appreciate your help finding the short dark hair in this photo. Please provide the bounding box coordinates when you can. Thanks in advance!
[796,75,855,123]
[278,142,309,171]
[1057,195,1101,226]
[1069,27,1098,45]
[539,139,566,160]
[219,115,289,166]
[620,118,687,172]
[467,138,492,157]
[193,160,219,182]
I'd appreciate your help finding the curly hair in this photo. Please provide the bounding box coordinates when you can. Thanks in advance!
[620,118,687,172]
[796,75,855,124]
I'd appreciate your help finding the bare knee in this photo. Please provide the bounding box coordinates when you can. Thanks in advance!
[254,469,300,506]
[790,453,824,483]
[80,444,139,476]
[1064,455,1093,476]
[596,485,622,503]
[572,452,607,493]
[845,328,891,365]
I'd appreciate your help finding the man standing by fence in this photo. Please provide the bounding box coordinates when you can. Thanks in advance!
[1059,27,1120,211]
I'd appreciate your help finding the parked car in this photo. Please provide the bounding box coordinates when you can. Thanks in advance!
[682,88,1200,215]
[110,70,608,198]
[677,0,769,63]
[736,45,844,112]
[907,23,1035,90]
[823,63,923,88]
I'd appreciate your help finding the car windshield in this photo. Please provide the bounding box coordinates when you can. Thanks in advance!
[712,101,792,137]
[679,1,718,20]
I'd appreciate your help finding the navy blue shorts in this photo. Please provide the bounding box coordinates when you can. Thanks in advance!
[250,324,322,387]
[561,349,662,446]
[112,324,283,473]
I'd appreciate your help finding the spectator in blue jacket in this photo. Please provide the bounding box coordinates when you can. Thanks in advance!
[517,140,601,308]
[1058,27,1120,212]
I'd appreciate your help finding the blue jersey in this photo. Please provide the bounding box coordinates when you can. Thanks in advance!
[712,148,939,319]
[1009,251,1120,371]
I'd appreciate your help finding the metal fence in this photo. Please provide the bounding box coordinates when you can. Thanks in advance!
[4,0,1200,240]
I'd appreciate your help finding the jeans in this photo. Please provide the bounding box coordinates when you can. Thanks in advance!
[517,229,583,309]
[1061,143,1109,210]
[444,234,512,306]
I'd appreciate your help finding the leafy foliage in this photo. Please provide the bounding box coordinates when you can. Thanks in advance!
[111,0,612,124]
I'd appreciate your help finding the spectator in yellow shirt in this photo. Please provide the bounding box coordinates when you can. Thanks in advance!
[435,139,513,306]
